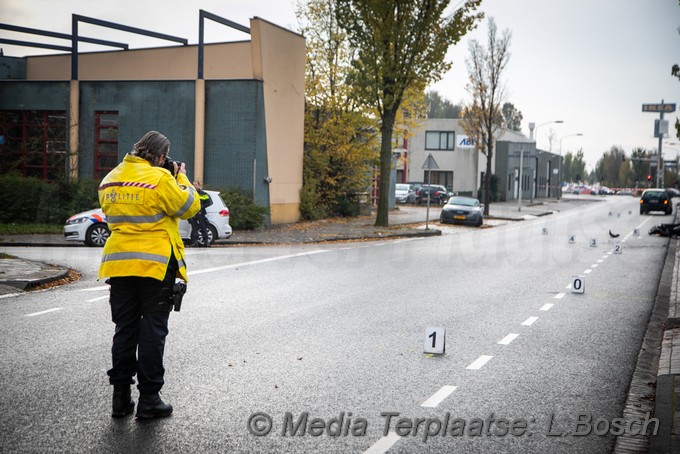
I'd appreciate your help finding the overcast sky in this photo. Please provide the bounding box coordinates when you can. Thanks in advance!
[1,0,678,170]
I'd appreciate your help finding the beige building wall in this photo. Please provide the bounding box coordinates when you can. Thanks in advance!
[250,18,305,224]
[21,18,305,225]
[25,42,254,81]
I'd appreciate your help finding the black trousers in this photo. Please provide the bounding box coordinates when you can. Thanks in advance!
[107,258,177,395]
[190,211,210,246]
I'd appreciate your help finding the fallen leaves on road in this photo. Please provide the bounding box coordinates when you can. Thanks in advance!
[31,269,81,291]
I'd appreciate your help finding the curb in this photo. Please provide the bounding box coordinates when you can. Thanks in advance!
[0,268,70,290]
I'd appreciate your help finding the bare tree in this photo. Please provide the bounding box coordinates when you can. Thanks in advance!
[461,17,511,215]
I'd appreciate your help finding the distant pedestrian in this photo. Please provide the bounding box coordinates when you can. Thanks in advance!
[98,130,200,419]
[189,180,211,247]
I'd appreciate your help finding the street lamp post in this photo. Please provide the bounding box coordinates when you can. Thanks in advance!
[558,133,583,200]
[529,120,564,145]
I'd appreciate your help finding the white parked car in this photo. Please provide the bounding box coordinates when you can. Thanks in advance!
[64,190,232,247]
[395,183,416,204]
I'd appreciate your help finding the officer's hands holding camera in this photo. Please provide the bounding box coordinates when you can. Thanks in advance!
[161,155,186,178]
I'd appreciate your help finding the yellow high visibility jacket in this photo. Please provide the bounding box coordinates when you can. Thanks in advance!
[97,154,200,282]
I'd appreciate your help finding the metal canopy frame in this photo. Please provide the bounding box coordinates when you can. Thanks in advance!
[0,11,252,80]
[198,10,250,79]
[0,22,128,53]
[71,14,188,80]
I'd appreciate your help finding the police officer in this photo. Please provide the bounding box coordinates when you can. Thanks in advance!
[98,131,200,418]
[189,180,211,247]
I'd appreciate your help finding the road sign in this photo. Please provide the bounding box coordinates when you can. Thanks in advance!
[642,103,676,113]
[421,153,440,170]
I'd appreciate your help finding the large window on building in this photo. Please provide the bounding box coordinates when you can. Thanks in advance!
[94,111,119,180]
[425,131,455,151]
[427,170,454,190]
[0,110,67,180]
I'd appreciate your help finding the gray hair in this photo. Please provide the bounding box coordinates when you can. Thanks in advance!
[131,131,170,166]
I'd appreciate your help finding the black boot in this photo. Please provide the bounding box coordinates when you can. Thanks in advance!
[111,385,134,418]
[136,393,173,419]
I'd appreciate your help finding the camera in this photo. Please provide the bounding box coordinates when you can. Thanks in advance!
[161,157,183,176]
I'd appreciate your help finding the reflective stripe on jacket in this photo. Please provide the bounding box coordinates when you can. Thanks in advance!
[97,154,200,282]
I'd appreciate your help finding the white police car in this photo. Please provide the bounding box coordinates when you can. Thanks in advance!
[64,190,232,246]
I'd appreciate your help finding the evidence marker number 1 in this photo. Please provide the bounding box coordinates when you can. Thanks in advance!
[424,327,446,355]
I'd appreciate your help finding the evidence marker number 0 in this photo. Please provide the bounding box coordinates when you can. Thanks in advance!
[571,276,585,294]
[424,327,446,355]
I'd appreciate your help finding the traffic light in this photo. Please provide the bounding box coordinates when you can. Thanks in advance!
[648,175,652,182]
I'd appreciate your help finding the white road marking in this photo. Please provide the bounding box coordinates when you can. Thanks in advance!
[363,431,401,454]
[188,250,330,276]
[554,293,565,299]
[86,295,109,303]
[25,308,63,317]
[522,316,539,326]
[77,250,333,296]
[565,283,572,290]
[466,355,493,370]
[540,303,554,311]
[584,269,592,274]
[421,385,457,407]
[591,264,599,268]
[78,285,109,292]
[597,259,604,263]
[498,333,519,345]
[0,291,24,299]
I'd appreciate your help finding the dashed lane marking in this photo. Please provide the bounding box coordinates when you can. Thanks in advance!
[522,316,539,326]
[25,308,63,317]
[498,333,519,345]
[421,385,458,407]
[363,431,400,454]
[540,303,554,311]
[466,355,493,370]
[86,295,109,303]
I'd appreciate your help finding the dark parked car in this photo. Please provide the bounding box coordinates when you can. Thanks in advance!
[416,185,453,205]
[440,196,484,227]
[640,188,673,215]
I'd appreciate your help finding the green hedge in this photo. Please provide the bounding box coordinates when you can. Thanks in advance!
[0,174,99,224]
[219,188,268,230]
[0,174,268,230]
